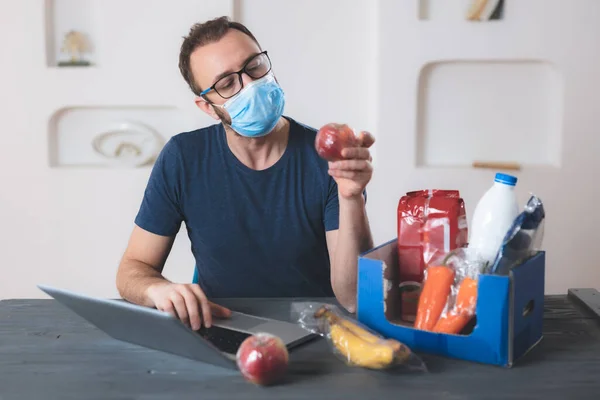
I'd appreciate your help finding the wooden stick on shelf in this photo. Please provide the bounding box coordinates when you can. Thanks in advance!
[472,161,521,171]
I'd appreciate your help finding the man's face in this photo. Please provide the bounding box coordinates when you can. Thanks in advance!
[192,29,263,124]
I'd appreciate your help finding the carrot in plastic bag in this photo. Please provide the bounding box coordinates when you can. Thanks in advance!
[414,265,455,331]
[433,277,478,334]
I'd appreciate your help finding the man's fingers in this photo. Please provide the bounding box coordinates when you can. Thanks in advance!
[169,292,189,327]
[358,131,375,148]
[329,170,358,180]
[159,300,177,319]
[328,169,371,180]
[340,147,371,160]
[210,302,232,319]
[329,160,372,172]
[180,287,201,330]
[190,285,213,328]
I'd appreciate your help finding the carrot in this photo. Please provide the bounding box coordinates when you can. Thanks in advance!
[454,277,478,314]
[414,265,455,331]
[432,277,478,334]
[432,313,472,334]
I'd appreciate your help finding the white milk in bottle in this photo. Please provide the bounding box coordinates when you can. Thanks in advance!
[468,173,520,267]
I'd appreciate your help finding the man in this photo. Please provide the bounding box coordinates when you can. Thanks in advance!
[115,16,375,331]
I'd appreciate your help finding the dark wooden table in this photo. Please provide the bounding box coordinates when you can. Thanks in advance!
[1,295,599,400]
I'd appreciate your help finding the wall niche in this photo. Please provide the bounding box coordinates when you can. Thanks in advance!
[48,106,200,168]
[416,60,564,169]
[45,0,98,67]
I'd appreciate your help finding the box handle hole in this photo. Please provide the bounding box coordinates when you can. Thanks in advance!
[522,300,535,317]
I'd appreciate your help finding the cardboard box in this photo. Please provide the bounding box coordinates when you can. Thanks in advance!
[356,238,545,367]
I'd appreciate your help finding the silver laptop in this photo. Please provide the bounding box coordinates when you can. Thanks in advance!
[37,284,317,370]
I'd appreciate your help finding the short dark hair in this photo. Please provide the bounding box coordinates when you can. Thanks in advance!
[178,16,261,96]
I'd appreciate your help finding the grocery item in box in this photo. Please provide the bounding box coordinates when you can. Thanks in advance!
[490,194,545,275]
[468,173,520,268]
[415,247,484,335]
[397,190,468,321]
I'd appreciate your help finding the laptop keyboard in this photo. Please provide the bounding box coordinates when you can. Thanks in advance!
[197,325,252,355]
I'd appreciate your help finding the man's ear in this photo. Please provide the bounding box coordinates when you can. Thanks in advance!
[195,96,221,121]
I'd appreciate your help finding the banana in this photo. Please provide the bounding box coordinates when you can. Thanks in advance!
[314,306,380,343]
[329,322,398,369]
[314,306,410,369]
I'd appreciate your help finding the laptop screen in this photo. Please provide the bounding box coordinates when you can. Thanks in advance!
[196,325,252,355]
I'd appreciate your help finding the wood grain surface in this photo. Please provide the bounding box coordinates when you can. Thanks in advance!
[0,295,599,400]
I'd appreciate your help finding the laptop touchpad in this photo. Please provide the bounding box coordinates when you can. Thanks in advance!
[215,312,268,332]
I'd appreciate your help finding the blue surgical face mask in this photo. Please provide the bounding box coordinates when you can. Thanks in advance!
[218,73,285,138]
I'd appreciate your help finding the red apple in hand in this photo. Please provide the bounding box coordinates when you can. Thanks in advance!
[236,333,289,386]
[315,123,359,161]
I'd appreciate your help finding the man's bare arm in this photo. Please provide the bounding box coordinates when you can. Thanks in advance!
[324,131,376,313]
[326,195,374,313]
[115,225,176,307]
[115,225,231,329]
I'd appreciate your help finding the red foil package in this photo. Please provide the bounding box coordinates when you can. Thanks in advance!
[397,190,468,322]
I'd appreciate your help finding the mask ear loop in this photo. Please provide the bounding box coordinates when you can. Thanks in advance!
[196,72,279,137]
[196,92,235,132]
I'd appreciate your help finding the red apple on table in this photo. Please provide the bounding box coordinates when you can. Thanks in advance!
[315,123,359,161]
[236,332,289,386]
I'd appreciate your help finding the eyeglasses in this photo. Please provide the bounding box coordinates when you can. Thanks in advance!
[200,51,272,99]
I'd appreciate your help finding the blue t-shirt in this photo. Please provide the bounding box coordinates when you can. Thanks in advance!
[134,117,341,298]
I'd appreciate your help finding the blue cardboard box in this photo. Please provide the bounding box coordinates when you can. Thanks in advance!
[356,239,545,367]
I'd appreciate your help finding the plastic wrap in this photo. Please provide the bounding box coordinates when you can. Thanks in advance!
[413,195,545,334]
[290,302,427,372]
[414,248,486,335]
[490,194,546,275]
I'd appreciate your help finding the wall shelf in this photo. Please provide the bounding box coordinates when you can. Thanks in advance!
[44,0,98,68]
[418,0,505,21]
[415,59,564,168]
[48,106,199,168]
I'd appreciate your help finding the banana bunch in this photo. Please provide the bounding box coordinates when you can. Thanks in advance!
[314,306,411,370]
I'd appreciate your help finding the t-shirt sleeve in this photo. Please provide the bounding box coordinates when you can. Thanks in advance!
[324,178,368,232]
[134,138,184,236]
[324,177,340,231]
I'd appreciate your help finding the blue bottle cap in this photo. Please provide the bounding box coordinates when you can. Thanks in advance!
[495,173,517,186]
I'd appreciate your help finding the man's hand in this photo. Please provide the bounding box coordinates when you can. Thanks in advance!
[327,131,375,199]
[145,282,231,330]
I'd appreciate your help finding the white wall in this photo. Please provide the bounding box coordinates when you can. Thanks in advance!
[0,0,598,299]
[371,0,600,294]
